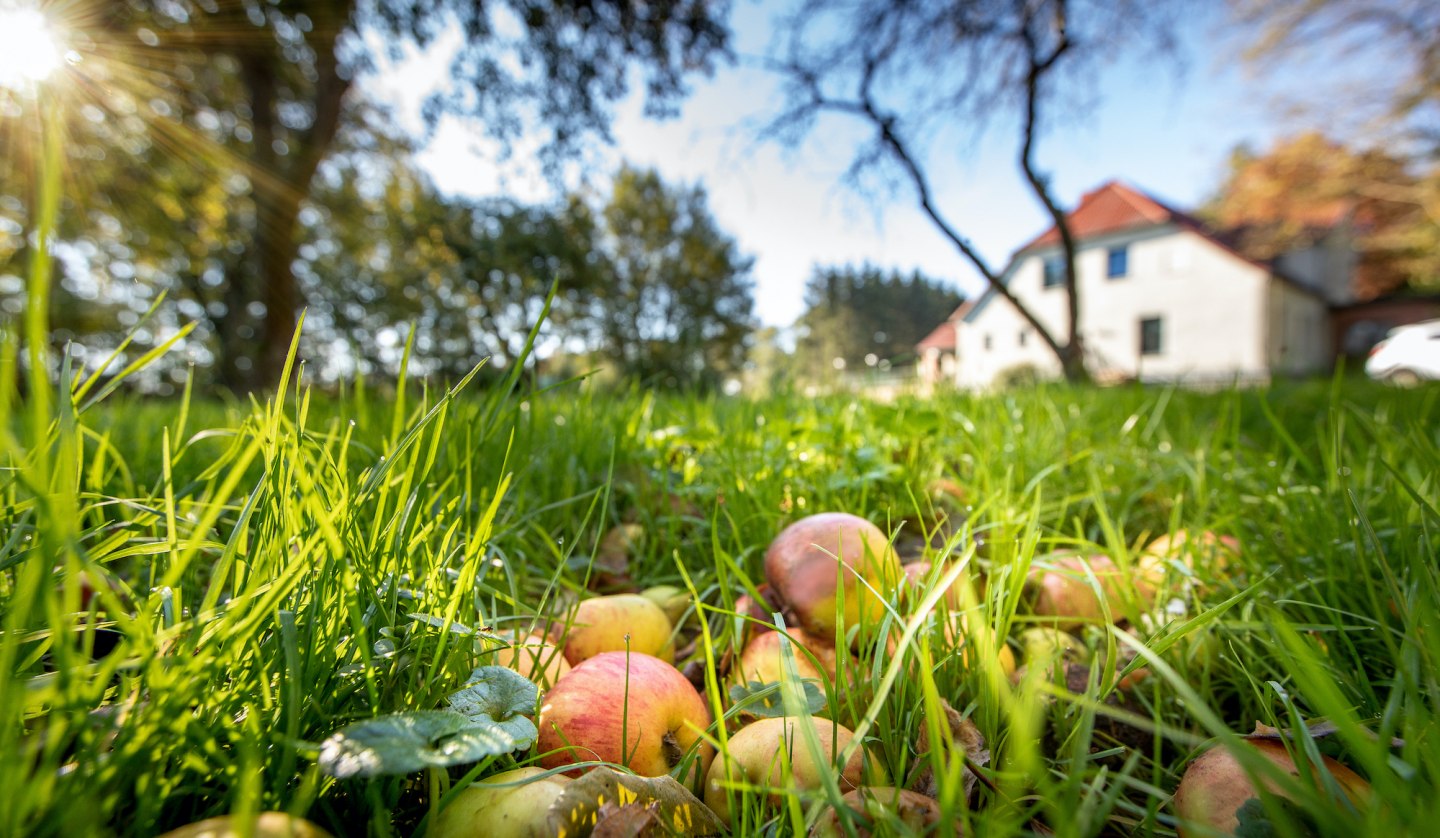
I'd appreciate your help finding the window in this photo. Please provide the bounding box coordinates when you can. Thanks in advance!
[1042,256,1065,288]
[1139,317,1162,356]
[1107,245,1129,278]
[1019,329,1028,347]
[983,334,993,351]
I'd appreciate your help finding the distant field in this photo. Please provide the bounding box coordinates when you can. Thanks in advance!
[2,375,1436,836]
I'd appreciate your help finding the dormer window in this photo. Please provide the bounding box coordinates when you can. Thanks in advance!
[1107,246,1129,278]
[1042,256,1065,288]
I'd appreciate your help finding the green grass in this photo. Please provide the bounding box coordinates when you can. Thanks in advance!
[2,359,1438,836]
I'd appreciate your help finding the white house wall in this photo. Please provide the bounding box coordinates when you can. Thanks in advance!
[956,226,1276,388]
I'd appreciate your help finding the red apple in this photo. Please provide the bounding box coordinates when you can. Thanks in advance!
[481,630,571,690]
[733,627,839,687]
[1172,738,1369,837]
[1027,554,1137,627]
[537,651,714,789]
[764,513,900,644]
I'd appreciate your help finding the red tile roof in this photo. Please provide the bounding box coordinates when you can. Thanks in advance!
[1019,181,1178,251]
[916,301,973,351]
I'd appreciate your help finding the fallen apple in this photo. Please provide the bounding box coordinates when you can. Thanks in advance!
[1027,554,1137,628]
[733,626,840,687]
[704,715,868,826]
[764,513,901,644]
[640,584,690,625]
[537,651,714,789]
[1141,530,1239,582]
[561,594,674,665]
[812,787,955,837]
[886,614,1015,676]
[1172,738,1370,837]
[429,767,571,838]
[157,813,331,838]
[480,630,571,690]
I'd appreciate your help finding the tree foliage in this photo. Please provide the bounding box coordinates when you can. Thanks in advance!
[588,165,755,389]
[794,264,962,382]
[2,0,731,392]
[765,0,1179,381]
[1230,0,1440,157]
[1202,132,1440,297]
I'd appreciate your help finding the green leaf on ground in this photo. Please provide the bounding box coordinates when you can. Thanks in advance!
[318,709,532,779]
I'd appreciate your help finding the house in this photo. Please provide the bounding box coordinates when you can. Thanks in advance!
[918,181,1342,389]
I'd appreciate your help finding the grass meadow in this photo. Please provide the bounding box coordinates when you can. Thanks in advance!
[1,353,1437,836]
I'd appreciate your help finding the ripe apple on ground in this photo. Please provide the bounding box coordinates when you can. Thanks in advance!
[480,630,571,690]
[1139,530,1240,592]
[537,651,714,789]
[560,594,674,664]
[764,513,901,644]
[733,627,840,687]
[429,767,571,838]
[886,614,1016,677]
[1172,738,1370,837]
[812,787,956,837]
[640,584,690,624]
[704,716,869,826]
[898,561,980,610]
[1027,553,1138,628]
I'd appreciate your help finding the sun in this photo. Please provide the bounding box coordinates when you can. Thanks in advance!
[0,5,63,90]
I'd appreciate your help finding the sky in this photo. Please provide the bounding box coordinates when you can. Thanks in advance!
[368,3,1299,329]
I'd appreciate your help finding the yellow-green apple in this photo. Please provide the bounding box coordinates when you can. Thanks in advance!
[537,651,713,789]
[481,630,571,690]
[640,585,690,625]
[1140,530,1240,588]
[812,787,955,837]
[561,594,674,664]
[704,716,868,826]
[429,767,571,838]
[157,814,331,838]
[733,627,839,687]
[1172,738,1370,837]
[763,513,900,644]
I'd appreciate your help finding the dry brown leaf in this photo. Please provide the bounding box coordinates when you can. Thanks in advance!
[909,699,989,801]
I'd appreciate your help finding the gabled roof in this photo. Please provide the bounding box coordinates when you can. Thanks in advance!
[1018,181,1178,252]
[916,301,973,351]
[955,179,1327,328]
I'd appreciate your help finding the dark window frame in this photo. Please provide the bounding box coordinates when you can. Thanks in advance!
[1042,256,1065,288]
[1139,317,1162,356]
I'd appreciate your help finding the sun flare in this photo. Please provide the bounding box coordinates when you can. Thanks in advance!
[0,6,63,89]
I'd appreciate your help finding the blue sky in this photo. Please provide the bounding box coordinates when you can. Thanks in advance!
[370,3,1300,328]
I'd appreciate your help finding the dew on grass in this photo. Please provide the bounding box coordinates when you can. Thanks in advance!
[519,401,530,412]
[554,415,566,426]
[1337,466,1352,476]
[1158,441,1172,453]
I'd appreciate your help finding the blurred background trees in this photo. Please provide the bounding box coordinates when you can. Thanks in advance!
[793,265,962,383]
[1,0,732,392]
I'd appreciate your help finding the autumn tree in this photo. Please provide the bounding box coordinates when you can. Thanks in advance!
[1230,1,1440,156]
[764,0,1178,382]
[4,0,730,392]
[794,264,962,381]
[1203,132,1440,297]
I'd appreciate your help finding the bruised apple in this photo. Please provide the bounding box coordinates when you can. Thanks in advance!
[561,594,673,664]
[733,627,840,687]
[481,630,570,690]
[1172,738,1370,837]
[812,787,955,837]
[704,716,868,826]
[764,513,900,643]
[537,651,714,788]
[430,767,570,838]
